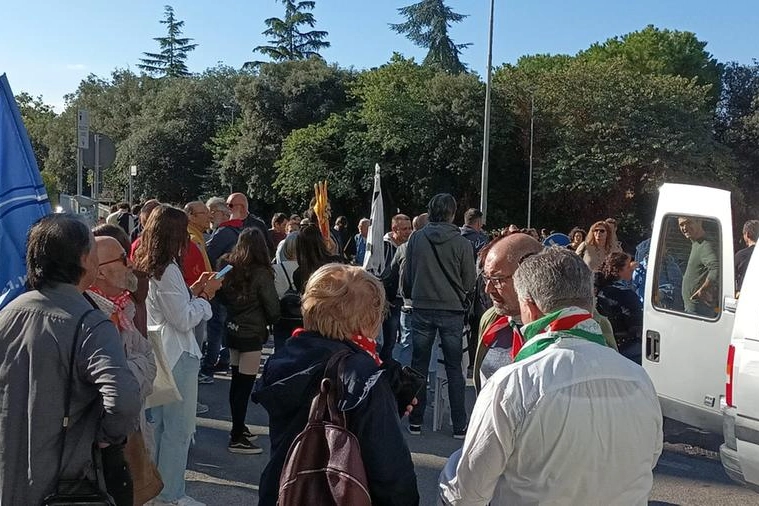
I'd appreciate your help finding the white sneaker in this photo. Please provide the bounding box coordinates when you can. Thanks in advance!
[175,496,206,506]
[149,496,206,506]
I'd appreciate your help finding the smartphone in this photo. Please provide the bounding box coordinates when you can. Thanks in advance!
[214,264,233,280]
[397,366,426,417]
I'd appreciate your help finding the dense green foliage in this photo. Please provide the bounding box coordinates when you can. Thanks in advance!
[14,23,759,241]
[138,5,198,77]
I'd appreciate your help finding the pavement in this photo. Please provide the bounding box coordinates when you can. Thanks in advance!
[181,347,759,506]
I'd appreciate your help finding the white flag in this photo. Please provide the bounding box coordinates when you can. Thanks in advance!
[363,163,385,275]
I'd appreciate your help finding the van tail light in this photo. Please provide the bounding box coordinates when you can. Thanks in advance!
[726,344,736,408]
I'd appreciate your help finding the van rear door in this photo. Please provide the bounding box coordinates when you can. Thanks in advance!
[643,183,735,433]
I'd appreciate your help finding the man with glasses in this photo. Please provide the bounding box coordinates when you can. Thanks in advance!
[472,233,543,393]
[185,202,212,273]
[205,197,231,240]
[84,236,157,504]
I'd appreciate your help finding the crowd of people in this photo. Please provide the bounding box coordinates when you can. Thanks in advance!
[2,188,756,506]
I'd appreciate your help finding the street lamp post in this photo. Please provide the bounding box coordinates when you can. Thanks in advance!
[479,0,495,225]
[527,95,535,228]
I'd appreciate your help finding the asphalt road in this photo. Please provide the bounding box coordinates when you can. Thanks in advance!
[182,350,759,506]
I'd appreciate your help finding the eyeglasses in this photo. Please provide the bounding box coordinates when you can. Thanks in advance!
[593,229,607,234]
[99,251,128,267]
[483,274,510,289]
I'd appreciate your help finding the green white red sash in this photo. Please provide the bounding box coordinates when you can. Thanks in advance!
[514,306,607,363]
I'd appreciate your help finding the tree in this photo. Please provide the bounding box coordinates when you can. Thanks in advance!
[580,25,722,104]
[494,57,733,232]
[390,0,470,74]
[212,59,351,213]
[249,0,330,65]
[276,55,517,221]
[138,5,198,77]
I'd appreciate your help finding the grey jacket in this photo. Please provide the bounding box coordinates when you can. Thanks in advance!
[0,283,141,505]
[402,222,476,312]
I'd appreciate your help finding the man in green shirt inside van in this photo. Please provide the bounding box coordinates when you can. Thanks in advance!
[679,217,720,317]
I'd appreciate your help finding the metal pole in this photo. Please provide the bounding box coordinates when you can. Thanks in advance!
[527,95,535,228]
[128,169,133,208]
[76,146,82,197]
[479,0,495,225]
[93,134,100,201]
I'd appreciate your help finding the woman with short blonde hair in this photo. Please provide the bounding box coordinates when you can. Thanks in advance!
[301,263,385,343]
[252,263,419,506]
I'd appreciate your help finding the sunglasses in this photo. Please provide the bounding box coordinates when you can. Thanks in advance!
[99,251,128,267]
[593,229,607,234]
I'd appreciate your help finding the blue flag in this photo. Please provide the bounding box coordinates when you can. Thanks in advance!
[0,74,51,309]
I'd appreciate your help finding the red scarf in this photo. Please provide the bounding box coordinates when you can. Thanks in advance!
[88,285,133,331]
[481,315,525,359]
[292,328,382,365]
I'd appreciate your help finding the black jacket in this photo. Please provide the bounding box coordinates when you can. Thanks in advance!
[251,332,419,506]
[216,266,281,344]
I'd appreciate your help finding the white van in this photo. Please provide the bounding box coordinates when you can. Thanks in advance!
[644,183,759,489]
[721,234,759,489]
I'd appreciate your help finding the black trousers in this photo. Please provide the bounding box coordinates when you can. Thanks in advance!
[101,443,133,506]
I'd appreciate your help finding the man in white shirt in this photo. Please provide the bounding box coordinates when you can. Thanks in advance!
[440,247,663,506]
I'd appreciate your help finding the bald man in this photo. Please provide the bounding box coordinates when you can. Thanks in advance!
[473,234,544,392]
[84,236,156,504]
[474,236,618,392]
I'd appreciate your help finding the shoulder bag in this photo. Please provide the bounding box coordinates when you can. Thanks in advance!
[41,309,117,506]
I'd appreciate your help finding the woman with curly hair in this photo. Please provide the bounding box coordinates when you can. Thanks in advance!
[133,205,220,506]
[216,228,280,454]
[594,252,643,363]
[576,221,619,271]
[568,227,586,251]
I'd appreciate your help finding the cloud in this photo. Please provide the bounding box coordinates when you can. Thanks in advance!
[65,63,87,70]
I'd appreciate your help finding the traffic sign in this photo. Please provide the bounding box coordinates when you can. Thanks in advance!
[77,110,89,149]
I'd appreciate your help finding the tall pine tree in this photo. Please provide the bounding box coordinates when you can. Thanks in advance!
[138,5,198,77]
[390,0,470,74]
[247,0,330,65]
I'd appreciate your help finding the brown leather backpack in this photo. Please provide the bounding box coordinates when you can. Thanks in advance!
[278,350,372,506]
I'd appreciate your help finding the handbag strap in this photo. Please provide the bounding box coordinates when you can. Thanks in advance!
[280,262,295,292]
[53,309,97,492]
[424,234,466,308]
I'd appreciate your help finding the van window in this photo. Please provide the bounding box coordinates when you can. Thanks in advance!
[652,215,721,319]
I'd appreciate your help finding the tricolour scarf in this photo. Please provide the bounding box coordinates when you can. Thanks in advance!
[514,306,607,363]
[292,327,381,365]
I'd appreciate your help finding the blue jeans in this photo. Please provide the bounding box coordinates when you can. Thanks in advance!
[380,302,400,363]
[202,299,229,375]
[153,352,199,502]
[393,309,413,367]
[409,308,467,431]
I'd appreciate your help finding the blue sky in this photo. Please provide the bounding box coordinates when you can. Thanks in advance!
[1,0,756,110]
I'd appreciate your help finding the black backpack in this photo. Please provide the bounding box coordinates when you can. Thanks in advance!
[279,263,302,321]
